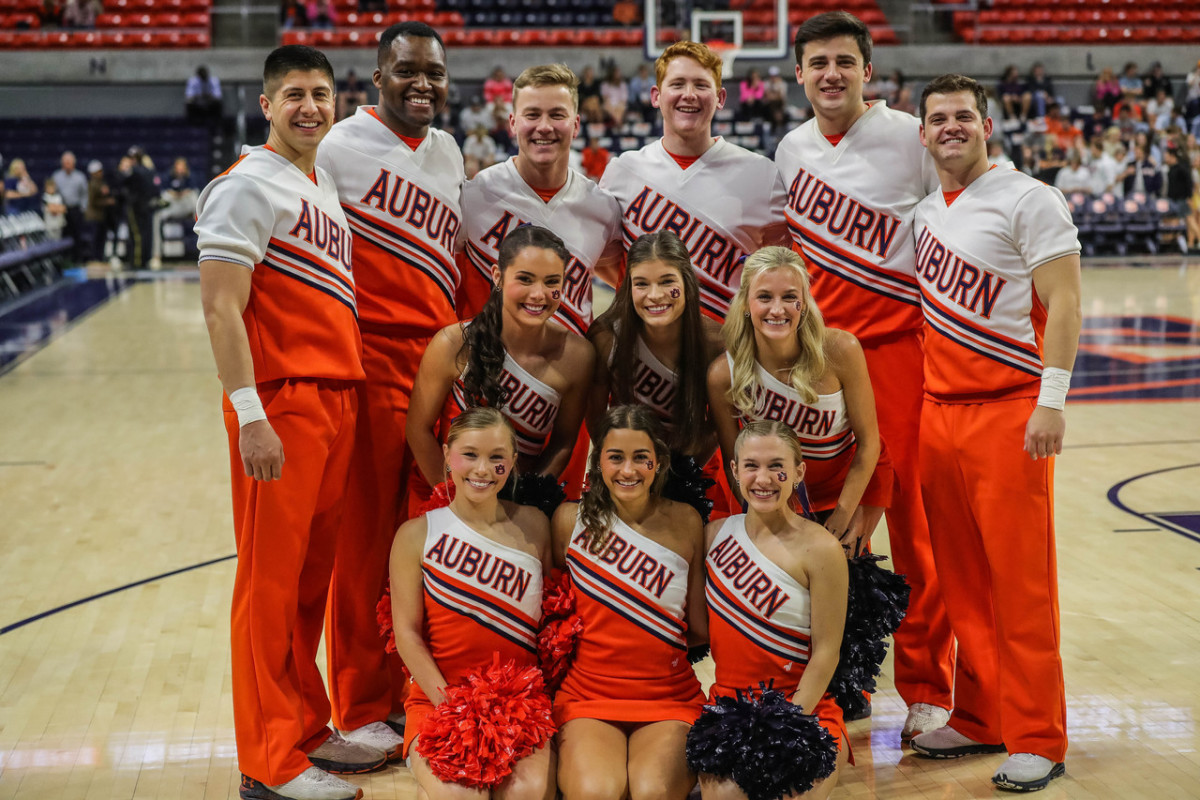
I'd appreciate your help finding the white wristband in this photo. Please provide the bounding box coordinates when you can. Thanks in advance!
[229,386,268,427]
[1036,367,1071,411]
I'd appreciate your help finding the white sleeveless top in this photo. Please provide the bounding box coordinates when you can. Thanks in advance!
[452,351,562,457]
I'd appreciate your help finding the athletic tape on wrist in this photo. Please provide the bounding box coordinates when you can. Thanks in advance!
[1036,367,1071,411]
[229,386,267,427]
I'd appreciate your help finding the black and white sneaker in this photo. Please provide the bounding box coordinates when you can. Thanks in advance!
[910,725,1007,758]
[239,767,362,800]
[992,753,1066,792]
[307,729,386,775]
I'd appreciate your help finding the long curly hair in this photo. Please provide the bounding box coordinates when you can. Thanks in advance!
[459,225,569,408]
[724,246,827,415]
[592,231,709,451]
[579,405,671,554]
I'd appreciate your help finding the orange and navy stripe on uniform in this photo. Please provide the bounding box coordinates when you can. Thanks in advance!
[913,167,1080,401]
[459,159,622,335]
[775,101,940,343]
[449,352,561,458]
[194,145,363,384]
[566,532,688,652]
[601,138,789,320]
[316,106,464,335]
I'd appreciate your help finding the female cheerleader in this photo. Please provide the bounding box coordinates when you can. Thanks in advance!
[707,246,889,554]
[586,230,724,464]
[551,405,707,800]
[389,407,555,799]
[406,225,594,496]
[700,421,849,800]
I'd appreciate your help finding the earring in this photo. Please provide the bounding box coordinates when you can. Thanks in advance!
[744,312,750,319]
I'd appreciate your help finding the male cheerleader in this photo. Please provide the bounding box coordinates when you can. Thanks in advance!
[197,46,380,800]
[909,74,1080,794]
[458,63,623,335]
[775,11,955,737]
[315,21,463,759]
[600,40,789,319]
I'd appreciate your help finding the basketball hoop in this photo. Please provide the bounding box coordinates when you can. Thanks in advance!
[706,39,740,81]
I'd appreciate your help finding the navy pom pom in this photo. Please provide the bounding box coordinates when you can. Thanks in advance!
[501,472,567,518]
[661,453,715,523]
[686,684,838,800]
[829,554,911,717]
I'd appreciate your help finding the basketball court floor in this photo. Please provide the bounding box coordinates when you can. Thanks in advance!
[0,259,1197,799]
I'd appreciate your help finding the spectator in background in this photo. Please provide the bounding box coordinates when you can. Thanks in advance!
[63,0,99,29]
[185,65,222,127]
[1043,102,1083,152]
[1122,143,1162,197]
[39,0,63,28]
[280,0,307,29]
[117,146,158,270]
[151,157,197,268]
[307,0,336,29]
[487,96,512,152]
[462,125,498,177]
[1118,62,1144,109]
[42,178,67,240]
[1054,149,1093,195]
[1185,60,1200,121]
[483,65,513,110]
[578,64,602,108]
[1148,88,1176,132]
[1093,67,1121,115]
[85,159,115,265]
[600,64,629,124]
[1142,62,1172,104]
[997,65,1028,121]
[1081,105,1111,143]
[987,140,1014,169]
[628,63,654,119]
[1024,61,1056,119]
[1086,139,1123,197]
[459,95,490,137]
[738,67,767,121]
[1163,144,1198,251]
[764,64,789,117]
[51,151,88,261]
[5,158,40,214]
[335,69,369,121]
[580,137,610,180]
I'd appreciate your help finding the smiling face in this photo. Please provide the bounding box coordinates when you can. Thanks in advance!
[374,34,448,138]
[651,56,725,142]
[443,424,515,499]
[748,267,806,344]
[494,245,565,327]
[630,258,687,330]
[919,90,992,172]
[260,69,335,160]
[733,434,805,513]
[796,35,871,128]
[510,82,579,171]
[599,427,658,502]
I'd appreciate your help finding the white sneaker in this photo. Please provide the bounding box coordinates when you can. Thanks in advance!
[307,728,386,774]
[910,725,1007,758]
[341,720,404,761]
[239,766,363,800]
[992,753,1066,792]
[902,703,951,742]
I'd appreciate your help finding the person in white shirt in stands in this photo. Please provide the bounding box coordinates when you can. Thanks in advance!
[1054,149,1093,196]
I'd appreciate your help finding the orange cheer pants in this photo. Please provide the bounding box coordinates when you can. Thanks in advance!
[862,331,955,709]
[225,379,358,786]
[325,329,433,731]
[920,396,1067,761]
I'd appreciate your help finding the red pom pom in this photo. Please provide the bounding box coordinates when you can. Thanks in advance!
[417,481,455,515]
[376,584,397,655]
[417,655,556,789]
[540,567,576,620]
[537,614,583,693]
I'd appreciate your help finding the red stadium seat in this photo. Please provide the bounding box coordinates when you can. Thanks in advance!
[0,32,13,47]
[153,13,181,27]
[181,11,208,26]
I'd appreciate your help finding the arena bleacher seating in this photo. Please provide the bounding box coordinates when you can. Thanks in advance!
[0,0,211,49]
[951,0,1200,44]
